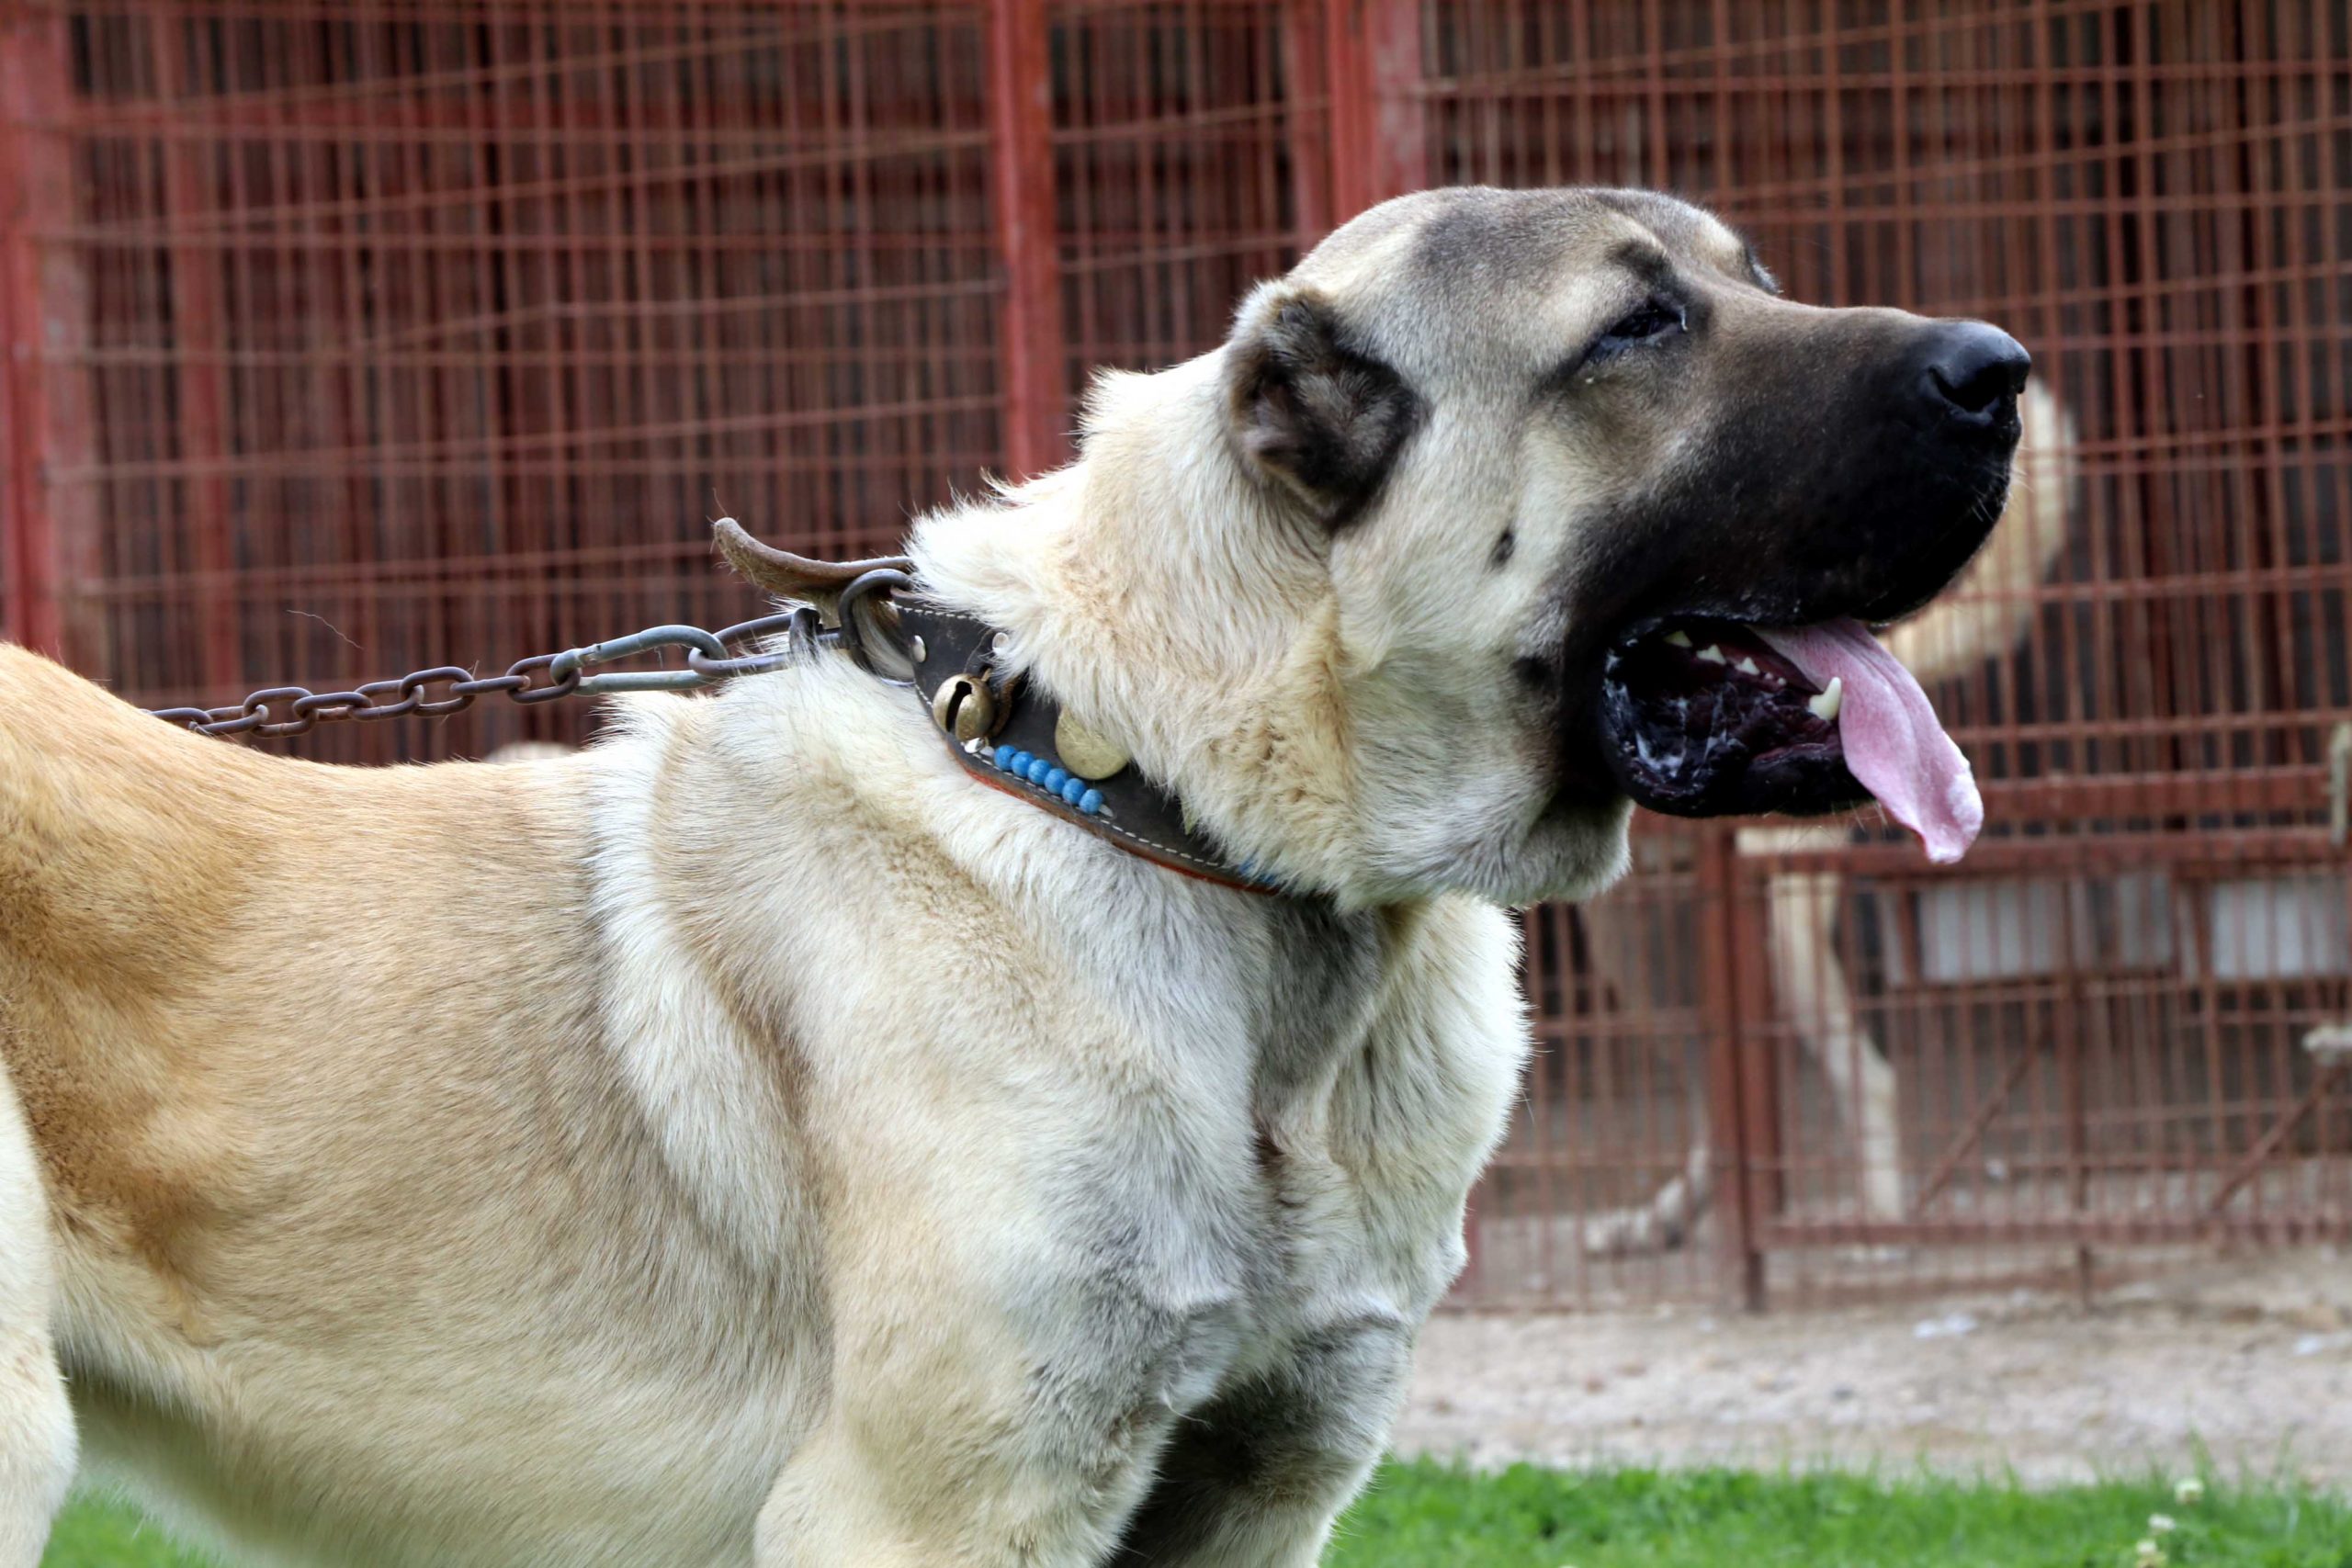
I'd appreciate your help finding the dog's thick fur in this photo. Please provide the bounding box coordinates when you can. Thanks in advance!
[0,187,2022,1566]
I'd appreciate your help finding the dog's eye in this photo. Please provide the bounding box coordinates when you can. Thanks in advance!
[1591,298,1685,359]
[1551,297,1690,389]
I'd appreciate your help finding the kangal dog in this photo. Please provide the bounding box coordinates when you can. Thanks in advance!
[0,187,2027,1567]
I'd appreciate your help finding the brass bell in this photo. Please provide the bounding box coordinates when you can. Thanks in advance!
[1055,710,1132,781]
[932,673,997,743]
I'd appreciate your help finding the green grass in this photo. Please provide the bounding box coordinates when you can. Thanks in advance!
[40,1463,2352,1566]
[1329,1462,2352,1568]
[41,1497,220,1568]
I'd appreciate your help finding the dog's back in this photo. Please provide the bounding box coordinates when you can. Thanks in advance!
[1,644,560,1295]
[0,638,624,1263]
[0,644,278,1005]
[0,648,796,1565]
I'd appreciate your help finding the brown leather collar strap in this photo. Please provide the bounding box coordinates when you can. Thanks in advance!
[896,602,1282,895]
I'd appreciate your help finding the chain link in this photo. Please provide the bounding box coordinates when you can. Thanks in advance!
[149,607,831,739]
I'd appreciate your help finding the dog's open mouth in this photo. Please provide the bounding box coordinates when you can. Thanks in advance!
[1598,614,1982,863]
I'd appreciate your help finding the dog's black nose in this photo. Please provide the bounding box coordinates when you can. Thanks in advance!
[1920,321,2030,425]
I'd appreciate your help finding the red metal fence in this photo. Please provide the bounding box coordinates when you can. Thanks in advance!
[2,1,2346,1307]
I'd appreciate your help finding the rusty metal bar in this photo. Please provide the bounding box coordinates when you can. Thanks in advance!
[1909,1014,2046,1218]
[987,0,1067,479]
[1323,0,1424,221]
[1699,824,1766,1312]
[2058,855,2094,1302]
[1282,0,1332,243]
[2204,1057,2348,1219]
[0,18,36,650]
[156,15,241,695]
[0,8,92,664]
[1734,852,1784,1285]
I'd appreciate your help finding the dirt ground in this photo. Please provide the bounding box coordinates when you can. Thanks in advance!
[1397,1247,2352,1486]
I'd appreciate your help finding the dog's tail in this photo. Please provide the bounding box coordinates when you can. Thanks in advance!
[1579,1142,1714,1258]
[1883,380,2075,684]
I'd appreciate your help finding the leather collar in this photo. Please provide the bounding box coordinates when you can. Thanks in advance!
[896,602,1282,894]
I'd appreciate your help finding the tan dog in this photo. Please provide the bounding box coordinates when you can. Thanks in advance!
[0,186,2027,1567]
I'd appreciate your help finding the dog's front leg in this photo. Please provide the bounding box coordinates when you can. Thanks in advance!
[1101,1308,1415,1567]
[752,1168,1249,1567]
[752,1284,1241,1568]
[0,1075,74,1568]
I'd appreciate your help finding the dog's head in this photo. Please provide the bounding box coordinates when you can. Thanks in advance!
[922,186,2029,906]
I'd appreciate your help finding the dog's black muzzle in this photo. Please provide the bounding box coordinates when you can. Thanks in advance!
[1551,308,2031,819]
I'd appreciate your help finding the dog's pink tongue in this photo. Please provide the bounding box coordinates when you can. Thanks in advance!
[1754,618,1983,864]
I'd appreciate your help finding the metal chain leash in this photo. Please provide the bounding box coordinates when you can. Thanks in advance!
[150,569,914,740]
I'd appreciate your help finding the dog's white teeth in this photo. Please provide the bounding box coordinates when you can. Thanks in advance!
[1695,643,1727,665]
[1734,656,1760,676]
[1664,629,1692,649]
[1807,677,1844,722]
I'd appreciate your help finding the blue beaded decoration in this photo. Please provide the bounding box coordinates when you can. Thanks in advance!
[986,744,1106,816]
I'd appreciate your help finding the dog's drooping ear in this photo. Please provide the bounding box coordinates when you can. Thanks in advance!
[1224,285,1419,527]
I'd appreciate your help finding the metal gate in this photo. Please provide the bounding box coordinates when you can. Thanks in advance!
[3,1,2347,1307]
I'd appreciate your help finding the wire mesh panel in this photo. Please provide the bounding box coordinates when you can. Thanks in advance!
[1713,828,2350,1306]
[1469,854,1725,1308]
[1050,0,1320,423]
[6,0,1000,760]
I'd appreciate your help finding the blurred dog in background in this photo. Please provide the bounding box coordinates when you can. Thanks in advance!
[1581,380,2074,1255]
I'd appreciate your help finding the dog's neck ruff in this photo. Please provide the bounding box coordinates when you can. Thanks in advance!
[896,602,1283,895]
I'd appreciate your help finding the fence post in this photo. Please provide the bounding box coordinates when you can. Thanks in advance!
[1323,0,1427,222]
[0,10,93,663]
[1283,1,1333,246]
[157,19,240,696]
[986,0,1068,479]
[1700,825,1770,1312]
